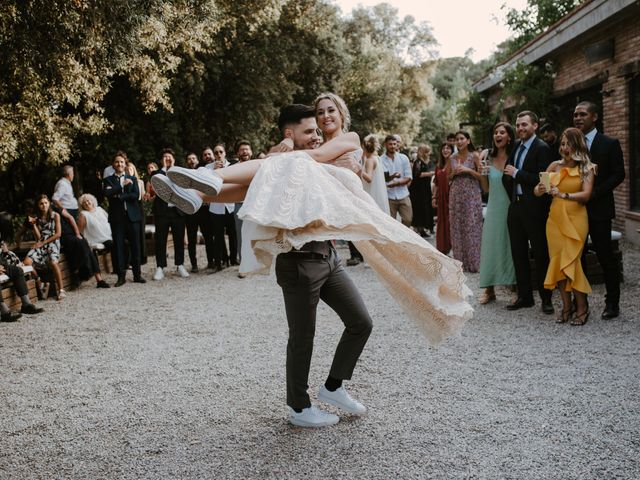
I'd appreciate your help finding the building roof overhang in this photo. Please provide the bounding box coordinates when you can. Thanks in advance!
[473,0,638,93]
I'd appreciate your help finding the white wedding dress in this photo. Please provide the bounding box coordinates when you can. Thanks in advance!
[238,152,473,344]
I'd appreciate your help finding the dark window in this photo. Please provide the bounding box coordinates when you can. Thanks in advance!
[630,76,640,211]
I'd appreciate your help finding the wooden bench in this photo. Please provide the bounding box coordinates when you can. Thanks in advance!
[91,243,113,274]
[1,265,38,309]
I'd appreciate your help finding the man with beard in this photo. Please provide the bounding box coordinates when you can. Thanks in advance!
[233,140,253,276]
[573,101,625,319]
[272,104,372,427]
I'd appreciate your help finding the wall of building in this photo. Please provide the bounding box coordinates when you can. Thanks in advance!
[552,15,639,238]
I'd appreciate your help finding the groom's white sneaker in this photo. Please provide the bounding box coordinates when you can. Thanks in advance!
[318,385,367,415]
[167,166,222,196]
[151,174,202,215]
[288,404,339,428]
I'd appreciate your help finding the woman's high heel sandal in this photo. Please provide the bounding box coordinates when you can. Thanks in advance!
[571,309,590,326]
[557,306,574,323]
[479,291,496,305]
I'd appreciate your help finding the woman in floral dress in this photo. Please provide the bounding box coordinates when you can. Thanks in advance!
[448,131,483,272]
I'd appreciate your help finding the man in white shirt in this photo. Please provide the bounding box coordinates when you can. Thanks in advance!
[380,135,412,227]
[207,153,238,271]
[52,165,79,215]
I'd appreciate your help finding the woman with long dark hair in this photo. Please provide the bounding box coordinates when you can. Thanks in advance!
[478,123,517,304]
[432,143,453,255]
[409,144,435,237]
[448,131,483,272]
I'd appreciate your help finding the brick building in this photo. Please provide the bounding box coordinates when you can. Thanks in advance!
[474,0,640,245]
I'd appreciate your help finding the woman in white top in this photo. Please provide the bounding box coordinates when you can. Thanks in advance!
[77,194,112,248]
[360,134,390,214]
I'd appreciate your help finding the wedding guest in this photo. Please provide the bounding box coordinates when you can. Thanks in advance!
[409,144,435,237]
[151,149,189,280]
[144,161,159,202]
[573,101,625,319]
[503,111,554,313]
[449,131,482,272]
[78,192,113,263]
[478,123,517,304]
[207,144,238,271]
[432,143,453,255]
[52,165,78,217]
[126,161,148,266]
[0,215,43,321]
[184,152,214,272]
[381,135,413,226]
[103,153,146,286]
[534,128,596,325]
[55,204,110,290]
[361,134,390,214]
[23,195,65,300]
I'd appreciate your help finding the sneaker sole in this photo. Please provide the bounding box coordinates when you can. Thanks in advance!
[289,416,339,428]
[167,168,221,196]
[318,391,367,415]
[151,176,199,215]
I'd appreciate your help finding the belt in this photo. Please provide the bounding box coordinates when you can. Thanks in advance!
[282,250,329,260]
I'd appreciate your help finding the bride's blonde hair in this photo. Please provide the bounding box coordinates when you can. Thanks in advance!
[313,92,351,133]
[560,127,596,180]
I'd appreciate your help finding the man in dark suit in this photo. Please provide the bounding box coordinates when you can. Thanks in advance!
[503,110,555,313]
[574,101,625,319]
[103,152,146,286]
[150,149,188,281]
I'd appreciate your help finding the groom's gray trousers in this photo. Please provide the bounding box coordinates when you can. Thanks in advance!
[275,243,373,410]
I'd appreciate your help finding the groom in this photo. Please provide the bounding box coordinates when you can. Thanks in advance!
[273,104,373,427]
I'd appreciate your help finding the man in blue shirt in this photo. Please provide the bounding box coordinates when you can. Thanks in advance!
[380,135,413,227]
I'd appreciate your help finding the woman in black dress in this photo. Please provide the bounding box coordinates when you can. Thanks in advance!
[409,144,435,237]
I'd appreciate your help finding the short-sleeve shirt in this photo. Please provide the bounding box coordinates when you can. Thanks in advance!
[52,178,78,210]
[380,152,412,200]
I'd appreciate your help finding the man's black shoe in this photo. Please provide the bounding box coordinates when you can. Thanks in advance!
[21,304,44,315]
[114,277,126,287]
[601,305,619,320]
[133,277,146,284]
[96,280,111,289]
[541,299,554,315]
[1,311,22,322]
[506,298,535,310]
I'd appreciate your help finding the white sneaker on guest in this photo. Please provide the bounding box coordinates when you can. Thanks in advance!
[288,404,339,428]
[318,385,367,415]
[153,267,165,281]
[151,174,202,215]
[167,166,223,197]
[176,265,189,278]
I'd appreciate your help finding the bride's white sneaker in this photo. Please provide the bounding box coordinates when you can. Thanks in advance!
[151,174,202,215]
[167,166,223,196]
[318,385,367,415]
[288,404,339,428]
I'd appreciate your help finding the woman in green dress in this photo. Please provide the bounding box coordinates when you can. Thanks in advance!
[478,122,517,304]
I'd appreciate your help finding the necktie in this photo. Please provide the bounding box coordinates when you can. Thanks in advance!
[515,143,526,170]
[584,135,590,151]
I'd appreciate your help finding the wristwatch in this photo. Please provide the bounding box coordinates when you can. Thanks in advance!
[563,192,569,200]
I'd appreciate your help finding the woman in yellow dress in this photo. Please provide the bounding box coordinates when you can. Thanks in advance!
[534,127,596,325]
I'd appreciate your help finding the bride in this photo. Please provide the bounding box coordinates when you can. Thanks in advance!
[152,93,473,343]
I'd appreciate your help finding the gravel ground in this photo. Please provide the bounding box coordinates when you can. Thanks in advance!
[1,241,639,479]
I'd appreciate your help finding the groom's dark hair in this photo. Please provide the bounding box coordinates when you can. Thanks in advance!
[278,104,316,134]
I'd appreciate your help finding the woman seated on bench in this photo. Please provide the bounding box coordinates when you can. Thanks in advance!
[22,195,66,300]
